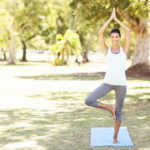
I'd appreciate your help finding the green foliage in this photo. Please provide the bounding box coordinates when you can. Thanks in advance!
[51,29,82,66]
[71,0,149,19]
[0,0,149,63]
[69,0,149,59]
[64,29,82,56]
[2,0,55,50]
[0,7,12,57]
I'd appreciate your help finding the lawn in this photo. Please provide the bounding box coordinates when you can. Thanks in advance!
[0,61,150,150]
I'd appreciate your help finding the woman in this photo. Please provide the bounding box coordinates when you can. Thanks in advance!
[85,8,131,144]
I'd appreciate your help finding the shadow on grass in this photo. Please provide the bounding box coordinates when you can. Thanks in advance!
[0,98,150,150]
[22,90,150,150]
[15,72,105,81]
[15,72,150,81]
[126,92,150,102]
[132,86,150,89]
[26,91,115,101]
[25,85,150,103]
[0,107,112,149]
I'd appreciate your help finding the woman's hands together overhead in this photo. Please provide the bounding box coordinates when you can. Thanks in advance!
[113,8,117,21]
[110,8,117,21]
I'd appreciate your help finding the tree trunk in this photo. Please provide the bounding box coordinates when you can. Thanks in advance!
[131,19,150,66]
[8,31,15,64]
[126,18,150,77]
[3,52,7,61]
[82,49,89,63]
[117,9,150,77]
[21,40,27,62]
[1,49,7,61]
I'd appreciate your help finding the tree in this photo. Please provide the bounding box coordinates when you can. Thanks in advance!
[0,6,16,64]
[51,29,82,65]
[4,0,52,61]
[0,8,9,61]
[70,0,150,75]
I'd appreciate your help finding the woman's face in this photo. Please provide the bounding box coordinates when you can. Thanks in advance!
[109,33,121,44]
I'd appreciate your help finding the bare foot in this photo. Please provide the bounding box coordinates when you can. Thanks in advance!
[113,137,119,144]
[110,105,116,121]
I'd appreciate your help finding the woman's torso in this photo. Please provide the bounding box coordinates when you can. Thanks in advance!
[103,46,127,86]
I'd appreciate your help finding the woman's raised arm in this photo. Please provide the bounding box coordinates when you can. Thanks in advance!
[114,8,131,54]
[98,8,115,56]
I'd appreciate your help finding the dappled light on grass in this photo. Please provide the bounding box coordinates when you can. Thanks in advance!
[0,62,150,149]
[139,148,150,150]
[27,91,88,101]
[137,116,147,120]
[3,141,41,150]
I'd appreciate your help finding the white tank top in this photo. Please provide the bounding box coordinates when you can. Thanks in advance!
[103,46,127,85]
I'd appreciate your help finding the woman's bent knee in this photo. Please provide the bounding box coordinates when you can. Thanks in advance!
[85,97,92,106]
[85,95,99,108]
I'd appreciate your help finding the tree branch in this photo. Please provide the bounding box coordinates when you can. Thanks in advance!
[28,32,38,40]
[116,8,139,32]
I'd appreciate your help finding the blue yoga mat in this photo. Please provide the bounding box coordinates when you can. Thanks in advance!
[90,127,134,147]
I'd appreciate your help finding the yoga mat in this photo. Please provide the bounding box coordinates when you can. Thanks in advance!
[90,127,134,147]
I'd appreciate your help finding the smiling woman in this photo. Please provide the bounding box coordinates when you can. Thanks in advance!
[109,28,121,53]
[85,8,131,144]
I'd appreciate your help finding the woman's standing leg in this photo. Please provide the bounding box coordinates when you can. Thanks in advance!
[85,83,116,120]
[113,85,127,144]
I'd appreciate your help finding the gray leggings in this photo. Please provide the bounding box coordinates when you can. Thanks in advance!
[85,82,127,121]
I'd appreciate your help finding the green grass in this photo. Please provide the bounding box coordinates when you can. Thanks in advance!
[0,63,150,150]
[15,72,105,81]
[15,73,150,82]
[0,96,150,150]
